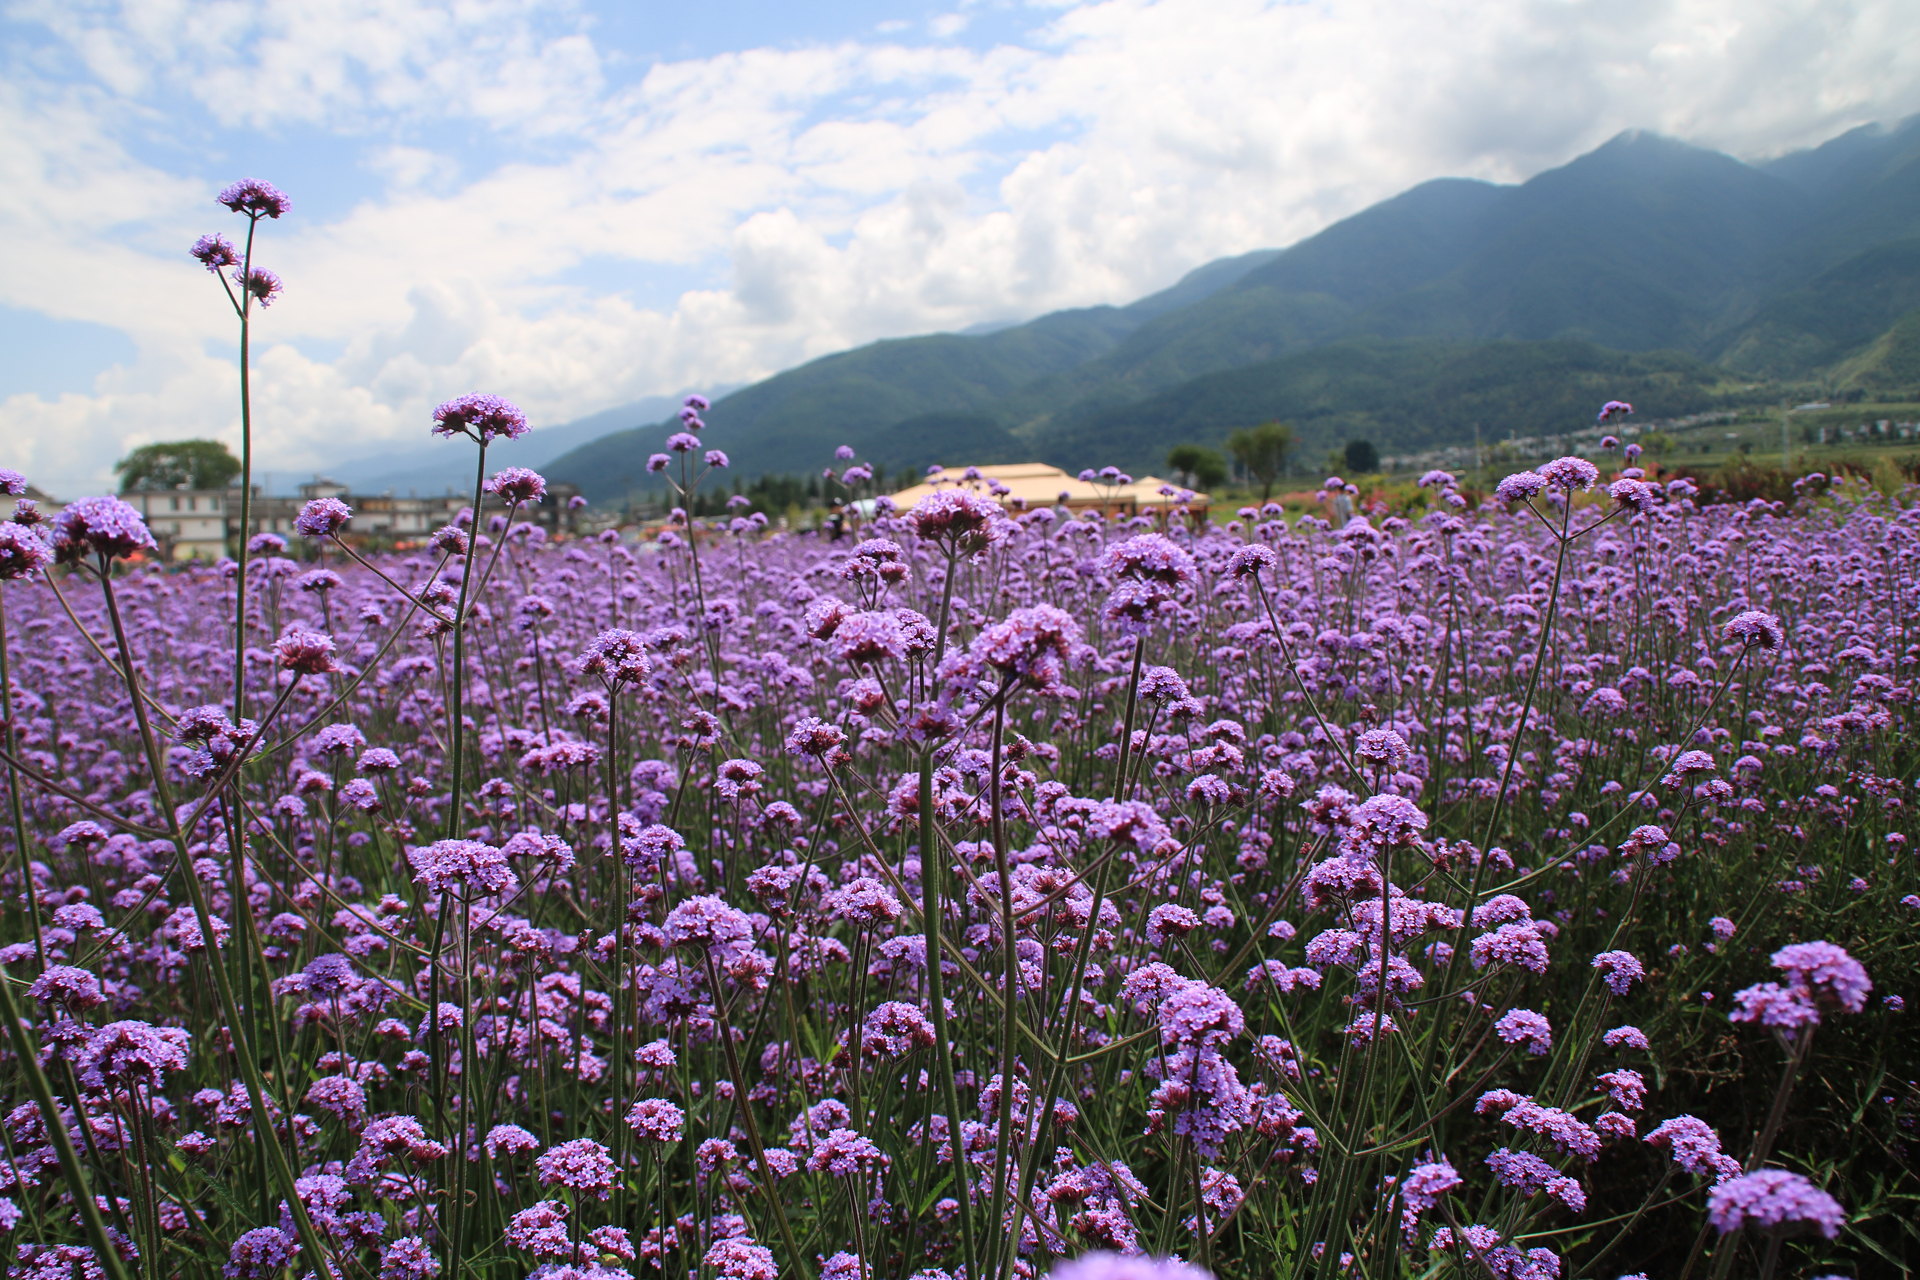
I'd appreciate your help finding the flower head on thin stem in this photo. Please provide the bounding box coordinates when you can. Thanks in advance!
[217,179,291,218]
[432,393,528,443]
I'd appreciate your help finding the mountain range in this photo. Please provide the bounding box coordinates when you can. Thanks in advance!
[535,115,1920,501]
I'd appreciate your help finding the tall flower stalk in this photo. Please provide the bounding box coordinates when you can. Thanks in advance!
[190,177,289,724]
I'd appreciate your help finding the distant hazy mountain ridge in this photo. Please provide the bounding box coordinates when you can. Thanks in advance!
[538,117,1920,501]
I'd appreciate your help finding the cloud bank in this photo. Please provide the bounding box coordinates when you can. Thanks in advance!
[4,0,1918,496]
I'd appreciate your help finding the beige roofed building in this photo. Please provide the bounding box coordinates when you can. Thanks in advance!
[883,463,1208,515]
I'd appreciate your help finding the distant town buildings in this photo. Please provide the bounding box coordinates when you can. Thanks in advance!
[124,488,231,560]
[75,476,585,561]
[1811,420,1917,444]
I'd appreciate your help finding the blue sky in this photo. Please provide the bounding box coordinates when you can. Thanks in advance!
[4,0,1919,496]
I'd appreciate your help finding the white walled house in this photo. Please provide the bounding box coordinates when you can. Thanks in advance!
[126,489,229,560]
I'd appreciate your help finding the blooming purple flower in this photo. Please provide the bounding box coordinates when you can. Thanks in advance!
[1645,1115,1740,1181]
[357,747,402,773]
[1485,1147,1562,1196]
[1596,1068,1646,1111]
[1227,543,1277,577]
[971,604,1082,687]
[805,1127,889,1176]
[1537,456,1599,491]
[1707,1169,1845,1238]
[663,894,752,951]
[1610,477,1654,511]
[27,965,104,1009]
[832,610,908,665]
[505,1201,570,1257]
[1722,610,1784,650]
[191,233,240,271]
[907,489,1006,553]
[302,952,356,996]
[580,629,651,686]
[1401,1157,1462,1215]
[486,467,547,505]
[1354,728,1410,770]
[620,822,684,875]
[1147,903,1202,945]
[534,1137,616,1199]
[1771,941,1871,1013]
[828,876,901,926]
[0,523,52,580]
[433,393,529,442]
[705,1238,778,1280]
[860,1001,935,1056]
[483,1124,542,1158]
[273,627,340,675]
[785,716,848,758]
[225,1228,297,1279]
[1592,950,1645,995]
[217,178,291,218]
[626,1098,686,1143]
[1493,472,1549,505]
[77,1020,191,1091]
[1478,1093,1600,1160]
[1597,400,1633,421]
[291,498,352,539]
[1158,983,1245,1049]
[379,1237,439,1280]
[241,267,283,306]
[1494,1008,1552,1055]
[1107,533,1196,584]
[1730,981,1820,1029]
[1470,922,1550,974]
[52,495,156,563]
[408,839,517,896]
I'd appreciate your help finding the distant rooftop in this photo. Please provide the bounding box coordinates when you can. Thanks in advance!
[885,463,1207,511]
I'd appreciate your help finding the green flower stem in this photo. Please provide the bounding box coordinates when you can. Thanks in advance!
[0,588,47,964]
[93,557,338,1279]
[0,967,131,1280]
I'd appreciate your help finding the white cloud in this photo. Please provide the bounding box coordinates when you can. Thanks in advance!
[4,0,1920,495]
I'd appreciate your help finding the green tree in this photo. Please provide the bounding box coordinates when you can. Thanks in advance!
[1638,430,1676,458]
[1344,439,1380,473]
[1165,443,1229,492]
[115,439,242,492]
[1225,420,1295,501]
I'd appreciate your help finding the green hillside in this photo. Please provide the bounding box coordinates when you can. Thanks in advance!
[1025,339,1725,476]
[992,177,1517,425]
[1711,238,1920,377]
[1833,306,1920,391]
[1752,115,1920,289]
[543,309,1132,497]
[541,116,1920,501]
[1348,133,1810,352]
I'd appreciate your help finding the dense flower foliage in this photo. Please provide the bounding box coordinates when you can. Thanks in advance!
[0,371,1912,1280]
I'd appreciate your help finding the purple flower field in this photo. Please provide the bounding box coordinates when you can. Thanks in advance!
[0,183,1914,1280]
